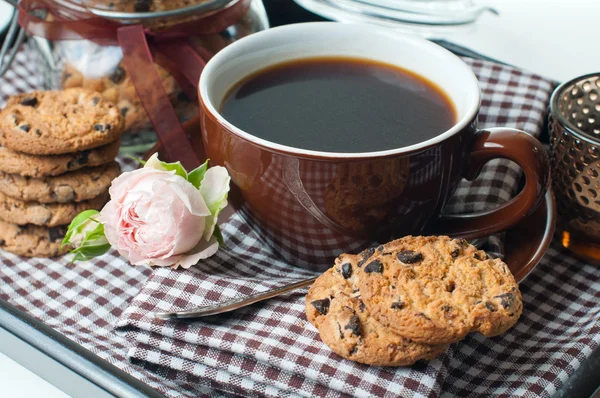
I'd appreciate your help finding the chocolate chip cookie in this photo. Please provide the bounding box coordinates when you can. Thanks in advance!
[0,220,69,257]
[306,254,447,366]
[0,139,120,177]
[355,236,522,345]
[0,191,108,227]
[0,89,123,155]
[0,162,120,204]
[62,62,178,131]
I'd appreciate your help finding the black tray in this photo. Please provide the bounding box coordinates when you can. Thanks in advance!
[1,1,598,397]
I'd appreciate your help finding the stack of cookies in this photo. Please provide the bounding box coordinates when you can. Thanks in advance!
[0,89,123,258]
[306,236,523,366]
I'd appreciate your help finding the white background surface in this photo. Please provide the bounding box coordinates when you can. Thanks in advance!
[0,352,70,398]
[1,0,599,397]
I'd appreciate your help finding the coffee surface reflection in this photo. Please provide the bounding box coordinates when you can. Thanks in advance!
[220,56,456,153]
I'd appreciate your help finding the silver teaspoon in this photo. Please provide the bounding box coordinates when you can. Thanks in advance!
[154,277,317,319]
[154,238,498,320]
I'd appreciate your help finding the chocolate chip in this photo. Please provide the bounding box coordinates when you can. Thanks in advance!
[67,151,89,170]
[451,247,460,258]
[417,313,430,320]
[494,293,515,309]
[120,107,129,117]
[397,250,423,264]
[106,124,111,130]
[446,281,455,293]
[359,301,366,312]
[357,247,376,267]
[441,305,452,312]
[337,323,344,339]
[134,0,152,12]
[349,346,358,355]
[48,227,66,242]
[390,301,404,309]
[18,124,30,132]
[109,66,126,84]
[91,97,100,105]
[311,298,330,315]
[377,245,384,252]
[78,150,90,165]
[339,262,352,279]
[0,239,4,246]
[20,97,38,107]
[35,129,41,136]
[344,315,361,336]
[364,260,383,273]
[94,124,107,132]
[485,301,497,312]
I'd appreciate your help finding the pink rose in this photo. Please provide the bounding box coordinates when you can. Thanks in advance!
[98,159,229,268]
[62,153,230,267]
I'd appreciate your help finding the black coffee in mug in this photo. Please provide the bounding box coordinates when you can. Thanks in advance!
[219,56,457,153]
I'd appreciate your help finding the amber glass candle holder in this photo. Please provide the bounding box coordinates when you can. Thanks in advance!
[549,73,600,263]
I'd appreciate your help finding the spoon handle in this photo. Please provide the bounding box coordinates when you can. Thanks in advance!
[154,276,318,319]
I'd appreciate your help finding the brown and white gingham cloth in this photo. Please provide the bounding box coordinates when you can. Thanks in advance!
[0,44,599,398]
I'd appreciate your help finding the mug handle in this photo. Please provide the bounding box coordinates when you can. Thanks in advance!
[433,127,550,239]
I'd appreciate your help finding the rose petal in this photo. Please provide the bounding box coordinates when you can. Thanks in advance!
[144,153,165,171]
[199,166,230,240]
[173,236,219,269]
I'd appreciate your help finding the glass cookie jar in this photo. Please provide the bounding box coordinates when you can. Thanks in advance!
[16,0,269,152]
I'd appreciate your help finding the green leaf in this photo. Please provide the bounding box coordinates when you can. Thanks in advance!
[70,243,111,262]
[187,159,210,189]
[62,209,100,249]
[213,224,226,247]
[145,153,188,179]
[160,161,188,180]
[62,209,111,262]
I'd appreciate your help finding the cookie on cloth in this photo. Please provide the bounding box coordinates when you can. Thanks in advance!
[306,254,447,366]
[355,236,522,345]
[0,220,69,258]
[0,191,108,227]
[0,139,120,178]
[0,162,120,203]
[0,89,123,155]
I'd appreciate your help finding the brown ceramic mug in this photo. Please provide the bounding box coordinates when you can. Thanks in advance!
[198,23,550,271]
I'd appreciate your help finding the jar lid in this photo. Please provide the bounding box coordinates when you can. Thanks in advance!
[50,0,238,21]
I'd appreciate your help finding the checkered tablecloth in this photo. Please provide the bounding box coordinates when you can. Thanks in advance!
[0,45,599,398]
